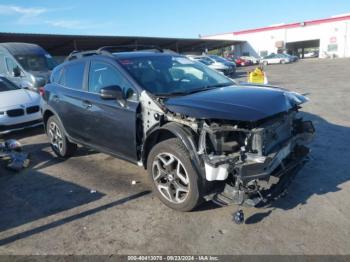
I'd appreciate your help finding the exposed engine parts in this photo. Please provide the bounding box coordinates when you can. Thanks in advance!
[139,90,315,209]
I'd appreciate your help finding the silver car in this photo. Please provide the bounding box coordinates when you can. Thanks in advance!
[187,55,236,76]
[0,42,57,91]
[260,53,291,65]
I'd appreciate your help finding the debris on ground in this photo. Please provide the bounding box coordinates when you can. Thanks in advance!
[0,139,30,171]
[90,189,97,193]
[131,180,139,185]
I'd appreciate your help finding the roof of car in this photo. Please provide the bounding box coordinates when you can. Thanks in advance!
[0,42,46,55]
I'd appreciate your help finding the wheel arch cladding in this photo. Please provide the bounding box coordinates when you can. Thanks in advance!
[43,110,54,129]
[142,122,204,177]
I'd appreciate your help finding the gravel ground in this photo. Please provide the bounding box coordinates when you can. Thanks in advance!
[0,58,350,255]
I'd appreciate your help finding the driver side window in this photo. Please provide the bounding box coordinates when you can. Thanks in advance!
[88,61,136,100]
[5,57,19,75]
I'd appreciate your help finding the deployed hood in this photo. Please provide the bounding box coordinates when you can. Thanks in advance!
[0,89,40,109]
[164,85,308,122]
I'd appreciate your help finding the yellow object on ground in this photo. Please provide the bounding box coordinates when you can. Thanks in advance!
[247,67,267,84]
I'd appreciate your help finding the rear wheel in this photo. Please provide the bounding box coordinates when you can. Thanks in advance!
[147,138,204,211]
[47,115,77,158]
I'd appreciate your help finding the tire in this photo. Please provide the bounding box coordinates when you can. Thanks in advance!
[47,115,77,158]
[147,138,204,211]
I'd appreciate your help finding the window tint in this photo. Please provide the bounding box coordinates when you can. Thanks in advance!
[61,62,85,90]
[50,67,62,83]
[88,61,132,95]
[6,57,18,73]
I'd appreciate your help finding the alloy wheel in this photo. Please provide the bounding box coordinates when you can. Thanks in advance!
[48,121,63,153]
[152,152,190,204]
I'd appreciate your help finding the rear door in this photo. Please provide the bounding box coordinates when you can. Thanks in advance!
[82,59,139,161]
[54,60,90,141]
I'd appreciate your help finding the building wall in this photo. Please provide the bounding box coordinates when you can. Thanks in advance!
[203,17,350,58]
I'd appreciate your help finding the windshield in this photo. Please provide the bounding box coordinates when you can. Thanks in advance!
[0,78,20,92]
[118,55,234,96]
[15,54,57,71]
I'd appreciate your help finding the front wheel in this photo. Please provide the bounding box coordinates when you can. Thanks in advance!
[147,138,204,211]
[47,115,77,158]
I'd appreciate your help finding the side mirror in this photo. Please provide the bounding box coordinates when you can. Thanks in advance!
[13,66,21,77]
[100,85,124,100]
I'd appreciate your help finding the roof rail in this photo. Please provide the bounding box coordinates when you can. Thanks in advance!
[65,45,164,61]
[65,50,101,61]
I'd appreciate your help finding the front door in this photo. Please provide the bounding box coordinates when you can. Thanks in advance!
[83,60,139,162]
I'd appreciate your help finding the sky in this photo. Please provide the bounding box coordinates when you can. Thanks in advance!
[0,0,349,38]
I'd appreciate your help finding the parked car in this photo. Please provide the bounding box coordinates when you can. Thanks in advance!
[187,55,236,76]
[281,53,298,62]
[0,76,42,134]
[260,53,291,65]
[207,55,237,69]
[42,46,314,212]
[233,57,252,67]
[0,42,57,91]
[304,51,319,58]
[240,56,260,64]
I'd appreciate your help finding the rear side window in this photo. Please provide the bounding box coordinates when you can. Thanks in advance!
[50,67,62,83]
[60,62,85,90]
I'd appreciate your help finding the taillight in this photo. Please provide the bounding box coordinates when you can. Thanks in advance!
[39,87,45,97]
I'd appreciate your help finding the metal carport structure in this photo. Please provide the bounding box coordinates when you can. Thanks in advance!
[0,32,243,57]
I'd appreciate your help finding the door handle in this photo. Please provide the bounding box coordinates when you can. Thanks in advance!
[82,100,92,109]
[52,95,60,102]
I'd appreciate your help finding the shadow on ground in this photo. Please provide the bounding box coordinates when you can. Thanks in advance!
[0,170,105,233]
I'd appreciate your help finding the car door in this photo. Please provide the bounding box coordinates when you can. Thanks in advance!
[53,60,91,141]
[82,59,139,162]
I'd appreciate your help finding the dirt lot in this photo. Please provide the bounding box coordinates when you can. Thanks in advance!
[1,58,350,255]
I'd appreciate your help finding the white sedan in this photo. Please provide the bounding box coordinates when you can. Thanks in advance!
[260,53,291,65]
[0,77,42,134]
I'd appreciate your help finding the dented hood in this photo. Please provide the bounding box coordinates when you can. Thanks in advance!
[164,85,308,122]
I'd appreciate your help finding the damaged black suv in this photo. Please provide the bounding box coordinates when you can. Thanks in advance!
[41,46,314,211]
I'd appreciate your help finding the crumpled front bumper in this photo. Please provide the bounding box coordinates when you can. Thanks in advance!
[209,120,315,206]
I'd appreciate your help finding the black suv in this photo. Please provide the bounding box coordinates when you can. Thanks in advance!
[42,46,314,211]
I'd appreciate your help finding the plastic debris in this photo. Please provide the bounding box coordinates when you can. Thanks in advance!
[131,180,138,185]
[90,189,97,193]
[0,139,30,171]
[233,209,245,224]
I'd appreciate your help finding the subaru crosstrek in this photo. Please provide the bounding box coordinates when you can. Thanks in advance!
[41,46,314,211]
